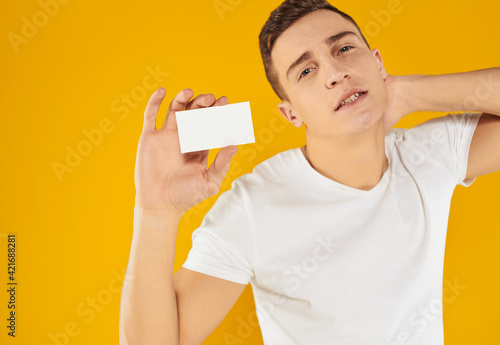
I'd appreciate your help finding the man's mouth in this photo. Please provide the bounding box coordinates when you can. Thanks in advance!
[335,91,368,111]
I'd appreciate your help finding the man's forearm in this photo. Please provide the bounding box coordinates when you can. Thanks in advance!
[119,205,183,345]
[406,67,500,116]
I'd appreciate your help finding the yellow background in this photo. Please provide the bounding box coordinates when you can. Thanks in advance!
[1,0,499,344]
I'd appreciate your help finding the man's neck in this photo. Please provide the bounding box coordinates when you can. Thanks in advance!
[303,122,388,191]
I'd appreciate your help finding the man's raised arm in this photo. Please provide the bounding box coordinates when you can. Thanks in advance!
[119,87,242,345]
[382,68,500,180]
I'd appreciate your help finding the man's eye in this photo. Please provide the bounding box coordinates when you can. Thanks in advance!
[299,68,314,79]
[339,46,353,54]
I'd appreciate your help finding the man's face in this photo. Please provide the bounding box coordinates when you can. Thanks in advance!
[272,10,388,138]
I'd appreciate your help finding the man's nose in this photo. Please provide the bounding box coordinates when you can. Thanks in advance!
[324,59,350,88]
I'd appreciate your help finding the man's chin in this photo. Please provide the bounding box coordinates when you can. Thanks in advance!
[341,110,384,135]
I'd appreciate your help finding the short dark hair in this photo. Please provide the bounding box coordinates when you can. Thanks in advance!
[259,0,370,101]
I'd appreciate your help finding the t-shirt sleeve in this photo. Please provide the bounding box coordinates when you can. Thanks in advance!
[402,112,482,187]
[181,178,255,285]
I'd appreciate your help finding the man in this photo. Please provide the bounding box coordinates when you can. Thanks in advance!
[119,0,500,344]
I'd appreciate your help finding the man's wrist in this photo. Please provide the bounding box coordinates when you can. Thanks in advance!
[133,203,183,230]
[135,194,184,220]
[400,74,427,114]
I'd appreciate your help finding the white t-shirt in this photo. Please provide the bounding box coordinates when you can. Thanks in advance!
[182,112,482,345]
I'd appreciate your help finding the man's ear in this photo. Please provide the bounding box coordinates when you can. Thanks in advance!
[371,48,388,80]
[278,101,304,128]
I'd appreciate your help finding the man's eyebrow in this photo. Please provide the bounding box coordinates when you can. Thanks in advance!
[286,51,312,80]
[325,30,358,46]
[286,31,359,80]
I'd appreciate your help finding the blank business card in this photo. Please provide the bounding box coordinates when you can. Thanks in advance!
[175,101,255,153]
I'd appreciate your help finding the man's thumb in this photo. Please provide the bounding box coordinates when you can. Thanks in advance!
[214,145,238,170]
[206,145,238,192]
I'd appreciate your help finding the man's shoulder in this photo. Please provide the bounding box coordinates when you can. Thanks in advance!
[209,147,300,212]
[230,147,300,188]
[388,112,482,142]
[384,112,483,163]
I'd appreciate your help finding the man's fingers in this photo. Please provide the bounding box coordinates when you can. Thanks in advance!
[206,145,238,196]
[185,94,216,110]
[186,94,228,110]
[143,87,167,132]
[169,88,195,112]
[162,88,194,130]
[213,96,229,107]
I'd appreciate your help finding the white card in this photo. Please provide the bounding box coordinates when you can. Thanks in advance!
[176,101,255,153]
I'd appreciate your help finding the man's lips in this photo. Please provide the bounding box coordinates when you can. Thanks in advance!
[335,89,368,111]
